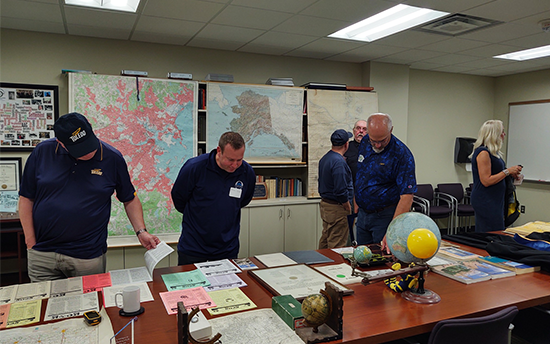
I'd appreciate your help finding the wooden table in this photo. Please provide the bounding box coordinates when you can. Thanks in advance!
[105,245,550,344]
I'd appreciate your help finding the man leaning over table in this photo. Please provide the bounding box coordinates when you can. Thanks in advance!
[19,112,160,282]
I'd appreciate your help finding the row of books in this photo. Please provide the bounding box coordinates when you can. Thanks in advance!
[428,246,540,284]
[256,175,303,198]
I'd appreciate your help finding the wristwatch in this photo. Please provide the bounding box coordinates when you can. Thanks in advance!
[502,169,510,176]
[135,228,148,236]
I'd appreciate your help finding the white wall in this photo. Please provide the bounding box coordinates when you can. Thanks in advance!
[408,69,495,186]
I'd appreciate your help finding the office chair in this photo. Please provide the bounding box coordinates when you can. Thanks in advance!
[413,184,454,235]
[437,183,475,234]
[427,306,518,344]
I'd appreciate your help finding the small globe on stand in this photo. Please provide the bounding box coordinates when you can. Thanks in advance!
[301,293,332,332]
[353,245,373,264]
[385,212,442,304]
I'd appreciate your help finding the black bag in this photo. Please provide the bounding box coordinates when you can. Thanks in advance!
[504,175,520,227]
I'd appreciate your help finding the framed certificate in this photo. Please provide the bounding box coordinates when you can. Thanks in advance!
[252,182,268,200]
[0,82,60,151]
[248,264,353,301]
[0,157,22,192]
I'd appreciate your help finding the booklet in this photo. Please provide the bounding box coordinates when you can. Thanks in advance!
[431,262,491,284]
[162,270,210,291]
[159,287,216,315]
[232,257,258,270]
[195,259,241,277]
[44,291,99,321]
[110,241,174,285]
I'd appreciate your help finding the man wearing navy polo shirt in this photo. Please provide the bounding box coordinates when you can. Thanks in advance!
[355,113,417,252]
[171,132,255,265]
[318,129,354,249]
[19,112,160,282]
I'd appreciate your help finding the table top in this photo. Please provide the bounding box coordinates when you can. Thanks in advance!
[104,245,550,344]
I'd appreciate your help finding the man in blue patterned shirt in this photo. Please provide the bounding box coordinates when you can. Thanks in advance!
[355,113,417,252]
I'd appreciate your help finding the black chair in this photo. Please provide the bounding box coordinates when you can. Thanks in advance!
[413,184,454,234]
[437,183,475,234]
[427,306,518,344]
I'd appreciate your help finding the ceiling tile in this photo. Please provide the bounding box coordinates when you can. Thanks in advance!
[68,25,132,40]
[464,0,550,23]
[374,31,450,49]
[327,43,408,62]
[283,38,364,59]
[420,37,488,53]
[238,31,318,55]
[382,49,447,62]
[0,17,65,34]
[502,32,550,49]
[229,0,317,14]
[460,43,526,58]
[431,65,477,73]
[1,0,62,22]
[300,0,392,23]
[459,22,540,43]
[402,0,495,13]
[455,58,514,69]
[187,24,264,50]
[141,0,225,22]
[421,53,483,65]
[271,15,350,37]
[134,16,204,37]
[211,5,292,30]
[64,6,137,30]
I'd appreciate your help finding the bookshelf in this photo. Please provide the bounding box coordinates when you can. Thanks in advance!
[197,81,309,198]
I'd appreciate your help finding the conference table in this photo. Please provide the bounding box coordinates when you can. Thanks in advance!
[104,244,550,344]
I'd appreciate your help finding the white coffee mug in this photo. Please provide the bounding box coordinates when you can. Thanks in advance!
[115,285,141,313]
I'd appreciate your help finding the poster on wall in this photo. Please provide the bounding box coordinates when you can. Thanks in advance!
[0,83,59,151]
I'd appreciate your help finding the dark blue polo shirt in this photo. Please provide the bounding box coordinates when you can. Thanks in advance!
[355,135,416,212]
[19,138,136,259]
[171,149,256,258]
[318,150,353,204]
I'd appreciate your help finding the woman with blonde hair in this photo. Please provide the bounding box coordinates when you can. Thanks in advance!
[470,120,522,232]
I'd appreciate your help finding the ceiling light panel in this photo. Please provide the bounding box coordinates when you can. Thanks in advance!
[494,45,550,61]
[65,0,140,13]
[328,4,449,42]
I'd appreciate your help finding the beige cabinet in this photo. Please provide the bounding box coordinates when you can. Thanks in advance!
[247,199,320,256]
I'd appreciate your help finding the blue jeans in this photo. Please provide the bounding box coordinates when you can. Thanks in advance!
[356,205,397,245]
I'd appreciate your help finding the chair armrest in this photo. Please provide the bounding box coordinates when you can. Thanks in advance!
[412,195,430,215]
[435,192,457,209]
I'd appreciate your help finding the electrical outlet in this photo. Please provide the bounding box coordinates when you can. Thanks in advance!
[520,205,525,213]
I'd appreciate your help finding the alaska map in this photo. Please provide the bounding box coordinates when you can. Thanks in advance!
[206,83,304,163]
[69,73,196,236]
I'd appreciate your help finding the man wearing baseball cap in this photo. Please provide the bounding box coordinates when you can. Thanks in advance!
[317,129,354,249]
[19,112,160,282]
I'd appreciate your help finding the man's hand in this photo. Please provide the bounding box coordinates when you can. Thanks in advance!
[381,235,390,254]
[343,201,352,214]
[138,232,161,250]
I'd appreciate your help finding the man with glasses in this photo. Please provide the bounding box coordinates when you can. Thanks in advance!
[355,113,417,252]
[344,120,367,183]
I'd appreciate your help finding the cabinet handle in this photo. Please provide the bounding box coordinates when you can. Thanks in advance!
[279,209,283,219]
[287,208,291,219]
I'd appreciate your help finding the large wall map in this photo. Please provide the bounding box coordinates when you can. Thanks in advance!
[69,73,196,236]
[307,89,378,198]
[206,83,304,163]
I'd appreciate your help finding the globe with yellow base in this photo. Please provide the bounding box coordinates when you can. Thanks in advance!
[353,245,373,264]
[386,212,441,263]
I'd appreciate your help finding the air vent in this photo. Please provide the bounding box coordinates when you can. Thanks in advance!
[417,14,503,36]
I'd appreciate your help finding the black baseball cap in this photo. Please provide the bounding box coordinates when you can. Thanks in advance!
[54,112,99,158]
[330,129,352,146]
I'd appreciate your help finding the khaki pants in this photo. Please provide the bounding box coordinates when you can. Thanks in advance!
[27,248,106,282]
[319,200,350,249]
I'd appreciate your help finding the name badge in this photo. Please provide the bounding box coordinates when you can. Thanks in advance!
[229,187,242,198]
